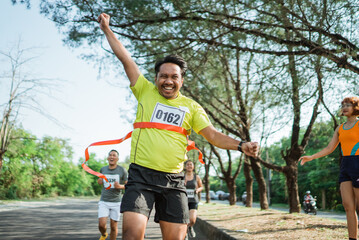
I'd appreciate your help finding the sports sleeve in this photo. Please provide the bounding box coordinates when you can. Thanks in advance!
[130,74,152,100]
[191,103,212,134]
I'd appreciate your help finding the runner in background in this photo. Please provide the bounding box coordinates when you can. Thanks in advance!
[98,13,259,240]
[184,160,203,238]
[97,150,128,240]
[300,97,359,240]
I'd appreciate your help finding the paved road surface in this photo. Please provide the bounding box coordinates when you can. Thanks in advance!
[252,202,347,222]
[0,198,206,239]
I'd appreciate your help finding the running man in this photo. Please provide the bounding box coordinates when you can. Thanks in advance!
[98,13,259,240]
[98,149,128,240]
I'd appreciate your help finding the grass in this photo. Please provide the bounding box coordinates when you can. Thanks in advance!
[270,202,289,208]
[198,203,348,240]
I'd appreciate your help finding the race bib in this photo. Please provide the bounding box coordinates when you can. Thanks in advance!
[186,189,195,198]
[150,103,186,127]
[103,174,120,189]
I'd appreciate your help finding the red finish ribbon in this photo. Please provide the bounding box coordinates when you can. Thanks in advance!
[82,132,132,189]
[82,122,204,187]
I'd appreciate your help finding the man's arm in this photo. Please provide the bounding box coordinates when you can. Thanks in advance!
[199,125,259,158]
[114,181,127,190]
[113,168,128,190]
[98,13,140,87]
[97,178,103,185]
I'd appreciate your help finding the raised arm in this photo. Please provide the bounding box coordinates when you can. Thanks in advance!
[199,125,259,158]
[98,13,140,87]
[299,126,340,165]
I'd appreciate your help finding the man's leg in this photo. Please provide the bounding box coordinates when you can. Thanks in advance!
[108,202,121,240]
[98,217,108,237]
[122,211,148,240]
[109,219,118,240]
[159,221,187,240]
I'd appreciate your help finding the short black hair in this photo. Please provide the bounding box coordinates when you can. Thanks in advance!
[154,54,187,77]
[108,149,119,156]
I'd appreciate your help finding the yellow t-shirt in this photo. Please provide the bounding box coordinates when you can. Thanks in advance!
[130,74,212,173]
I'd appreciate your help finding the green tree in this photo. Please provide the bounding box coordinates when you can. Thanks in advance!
[264,119,343,210]
[0,127,94,199]
[36,0,359,75]
[0,41,60,170]
[298,120,341,210]
[182,48,268,207]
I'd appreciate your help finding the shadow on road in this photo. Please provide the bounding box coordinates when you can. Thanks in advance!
[0,198,207,240]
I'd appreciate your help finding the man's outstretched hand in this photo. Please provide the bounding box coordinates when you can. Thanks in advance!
[242,142,260,158]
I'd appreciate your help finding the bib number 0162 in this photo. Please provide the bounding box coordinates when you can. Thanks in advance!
[155,110,181,124]
[151,103,186,127]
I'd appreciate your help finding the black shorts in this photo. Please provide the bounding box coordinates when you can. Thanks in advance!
[188,202,198,210]
[339,155,359,187]
[121,163,189,224]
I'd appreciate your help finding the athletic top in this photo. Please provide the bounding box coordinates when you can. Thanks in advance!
[185,173,199,203]
[338,119,359,156]
[100,165,128,202]
[130,74,212,173]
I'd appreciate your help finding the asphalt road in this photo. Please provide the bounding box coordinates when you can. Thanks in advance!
[0,198,207,240]
[255,202,347,222]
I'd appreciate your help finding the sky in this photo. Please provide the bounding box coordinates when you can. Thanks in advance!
[0,0,133,163]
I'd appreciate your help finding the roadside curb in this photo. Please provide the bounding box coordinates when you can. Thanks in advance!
[195,217,245,240]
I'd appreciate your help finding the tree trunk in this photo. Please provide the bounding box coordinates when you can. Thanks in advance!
[266,168,271,206]
[0,152,3,170]
[225,177,237,205]
[284,164,300,213]
[322,189,326,210]
[249,157,269,209]
[203,160,211,203]
[244,161,253,207]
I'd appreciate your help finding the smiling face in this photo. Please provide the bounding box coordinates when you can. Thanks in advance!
[107,150,119,167]
[340,97,359,117]
[341,102,354,117]
[155,63,184,99]
[185,161,194,172]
